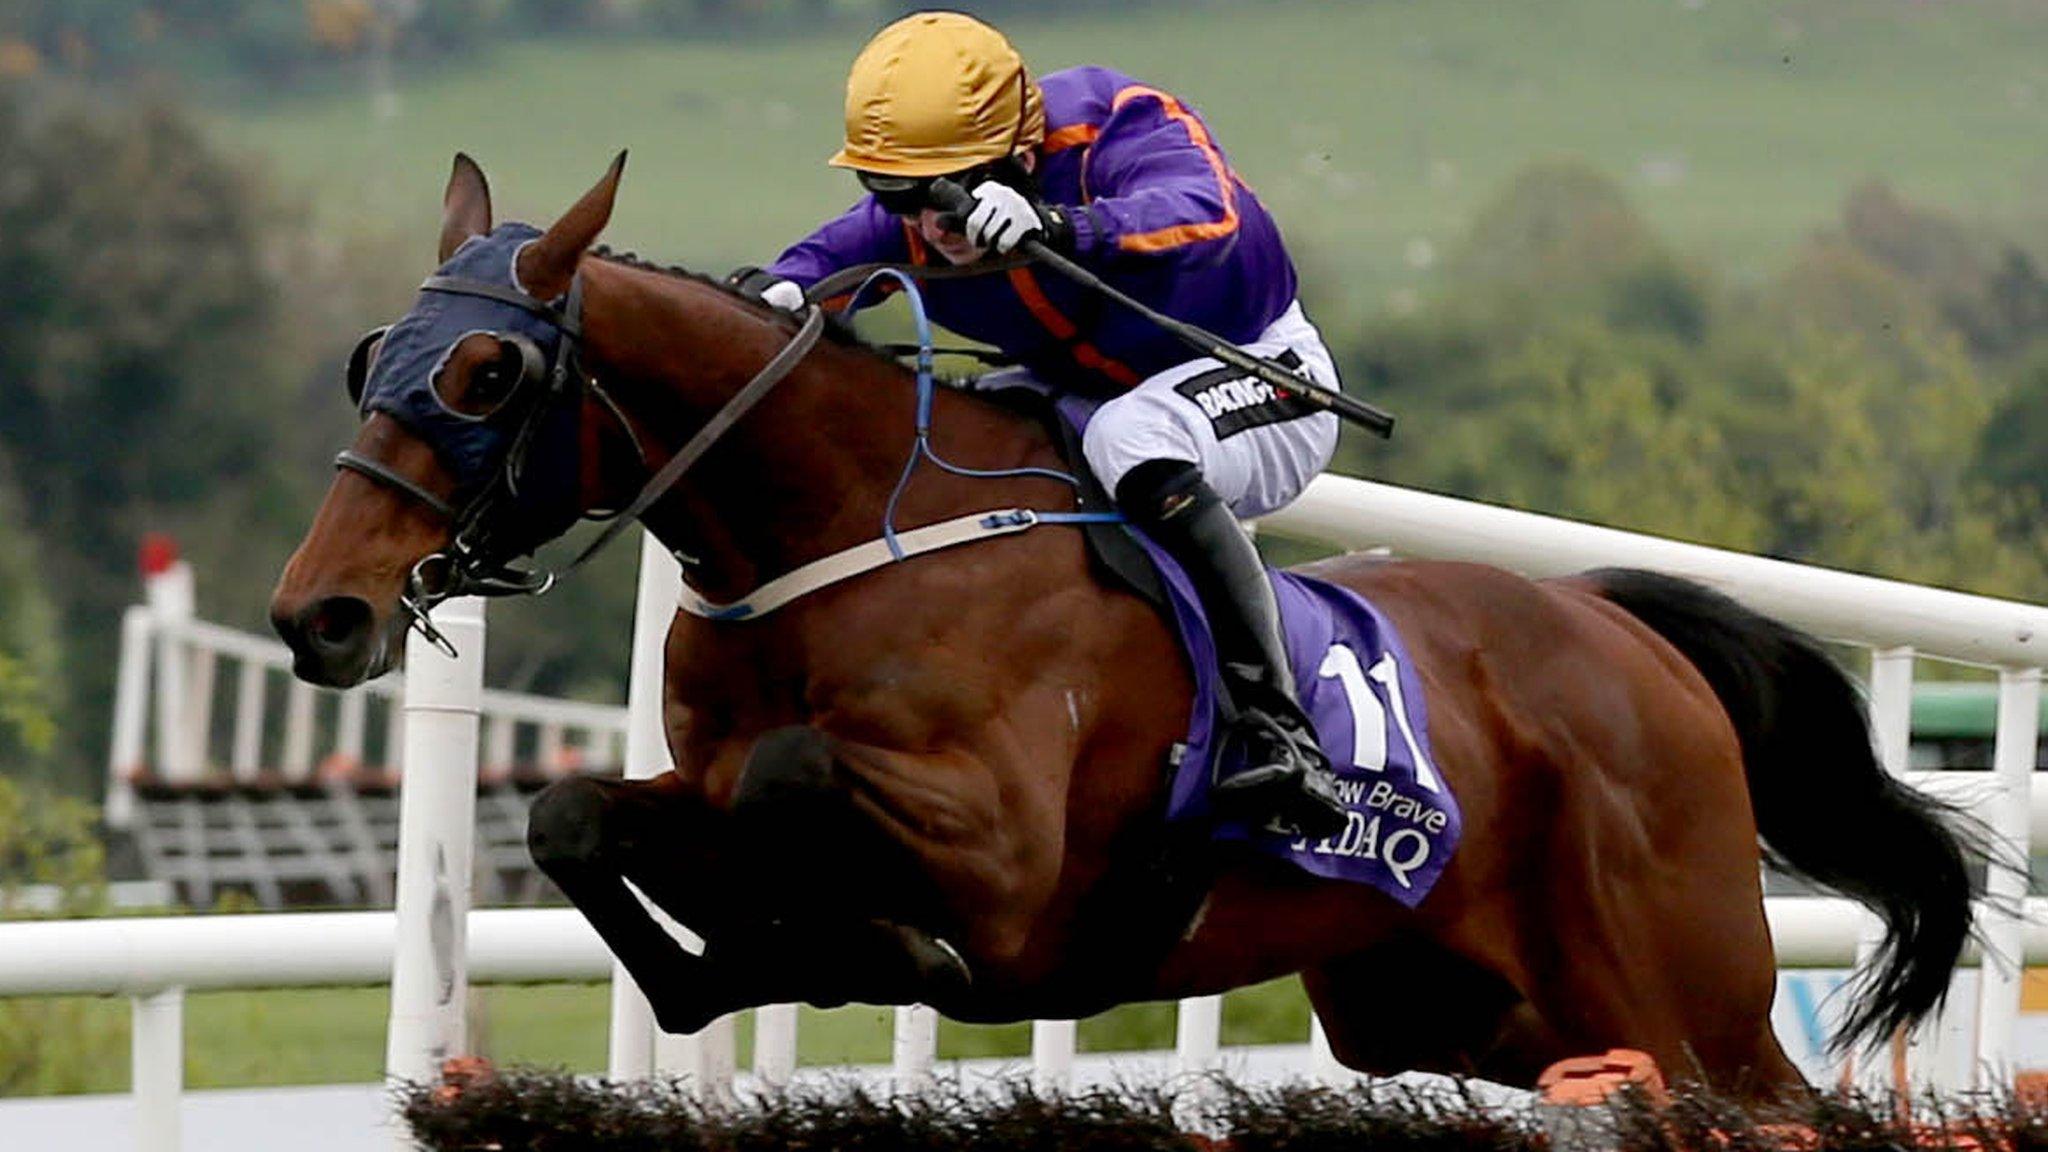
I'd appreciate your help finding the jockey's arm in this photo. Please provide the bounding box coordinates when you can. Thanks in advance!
[764,199,912,300]
[1066,88,1245,273]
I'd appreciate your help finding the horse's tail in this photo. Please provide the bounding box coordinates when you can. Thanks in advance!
[1583,566,1985,1054]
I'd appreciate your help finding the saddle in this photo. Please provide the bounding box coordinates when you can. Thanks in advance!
[1016,384,1462,900]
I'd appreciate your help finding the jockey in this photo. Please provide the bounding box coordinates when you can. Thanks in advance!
[738,11,1348,840]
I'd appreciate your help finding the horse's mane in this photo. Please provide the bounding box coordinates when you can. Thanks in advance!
[583,245,1044,421]
[587,244,887,365]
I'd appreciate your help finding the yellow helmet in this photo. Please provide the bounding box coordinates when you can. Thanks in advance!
[829,11,1046,178]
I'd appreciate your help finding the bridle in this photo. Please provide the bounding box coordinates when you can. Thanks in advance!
[338,266,827,656]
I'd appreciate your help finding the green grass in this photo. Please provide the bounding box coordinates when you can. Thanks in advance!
[2,977,1308,1094]
[209,0,2048,309]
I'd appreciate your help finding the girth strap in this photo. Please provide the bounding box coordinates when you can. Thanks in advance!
[677,507,1115,621]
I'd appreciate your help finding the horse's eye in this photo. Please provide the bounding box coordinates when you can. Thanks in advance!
[435,335,533,418]
[473,361,514,402]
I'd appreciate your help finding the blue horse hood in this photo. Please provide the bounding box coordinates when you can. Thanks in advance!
[356,224,584,551]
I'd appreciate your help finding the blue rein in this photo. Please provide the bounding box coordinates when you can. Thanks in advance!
[838,268,1122,561]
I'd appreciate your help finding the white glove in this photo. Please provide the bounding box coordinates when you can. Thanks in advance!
[963,181,1046,254]
[760,279,806,311]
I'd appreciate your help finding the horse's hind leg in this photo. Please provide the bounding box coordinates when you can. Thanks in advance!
[1305,942,1538,1081]
[1490,870,1807,1100]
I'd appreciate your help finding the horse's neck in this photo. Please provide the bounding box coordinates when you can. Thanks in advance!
[581,260,1064,601]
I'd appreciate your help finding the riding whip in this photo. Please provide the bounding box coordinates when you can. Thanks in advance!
[928,178,1395,439]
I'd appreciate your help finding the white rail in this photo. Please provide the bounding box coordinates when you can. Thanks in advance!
[105,559,630,826]
[1263,475,2048,667]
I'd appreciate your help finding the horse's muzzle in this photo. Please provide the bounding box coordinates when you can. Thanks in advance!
[272,594,385,688]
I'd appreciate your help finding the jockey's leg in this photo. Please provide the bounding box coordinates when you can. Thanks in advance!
[1083,301,1347,839]
[1115,461,1345,838]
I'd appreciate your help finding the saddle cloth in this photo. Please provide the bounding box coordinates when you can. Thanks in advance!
[1141,544,1463,907]
[1047,394,1462,907]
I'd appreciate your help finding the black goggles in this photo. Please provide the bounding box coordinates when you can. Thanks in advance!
[857,165,991,217]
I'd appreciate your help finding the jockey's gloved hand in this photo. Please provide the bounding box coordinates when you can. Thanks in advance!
[963,182,1075,255]
[726,266,806,312]
[759,280,805,311]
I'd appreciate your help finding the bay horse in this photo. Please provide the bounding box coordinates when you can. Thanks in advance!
[270,154,1983,1099]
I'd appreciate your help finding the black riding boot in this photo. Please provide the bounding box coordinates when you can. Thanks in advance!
[1116,460,1349,840]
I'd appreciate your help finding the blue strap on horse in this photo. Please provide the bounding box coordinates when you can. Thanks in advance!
[836,267,1122,562]
[672,270,1123,621]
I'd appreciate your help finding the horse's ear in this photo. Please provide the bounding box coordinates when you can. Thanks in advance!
[439,153,493,263]
[517,151,627,301]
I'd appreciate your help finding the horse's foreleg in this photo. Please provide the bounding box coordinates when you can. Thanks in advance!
[526,773,757,1034]
[720,725,975,1005]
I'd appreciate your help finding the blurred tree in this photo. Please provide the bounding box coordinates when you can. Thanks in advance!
[1335,159,2047,604]
[1450,161,1664,296]
[0,81,642,795]
[1834,181,2048,363]
[1972,346,2048,520]
[0,770,117,1096]
[0,82,330,792]
[0,483,63,787]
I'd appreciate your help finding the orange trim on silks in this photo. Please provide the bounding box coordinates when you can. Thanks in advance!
[1107,85,1240,253]
[1006,267,1142,389]
[903,220,930,265]
[1042,123,1099,153]
[816,222,930,311]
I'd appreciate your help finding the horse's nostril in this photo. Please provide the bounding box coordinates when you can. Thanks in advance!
[305,597,373,650]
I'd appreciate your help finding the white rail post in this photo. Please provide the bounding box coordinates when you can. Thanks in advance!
[379,694,404,775]
[385,596,486,1124]
[182,646,215,777]
[538,722,565,774]
[132,986,184,1152]
[1975,666,2040,1086]
[282,681,317,781]
[893,1003,938,1091]
[1174,994,1222,1077]
[145,551,196,782]
[657,1013,736,1106]
[230,660,265,780]
[483,714,515,778]
[1309,1013,1345,1086]
[1174,995,1224,1134]
[337,690,369,773]
[608,532,679,1080]
[754,1004,798,1087]
[1853,646,1914,1092]
[1031,1018,1076,1094]
[106,605,154,830]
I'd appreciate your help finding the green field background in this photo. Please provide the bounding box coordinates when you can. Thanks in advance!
[218,0,2048,310]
